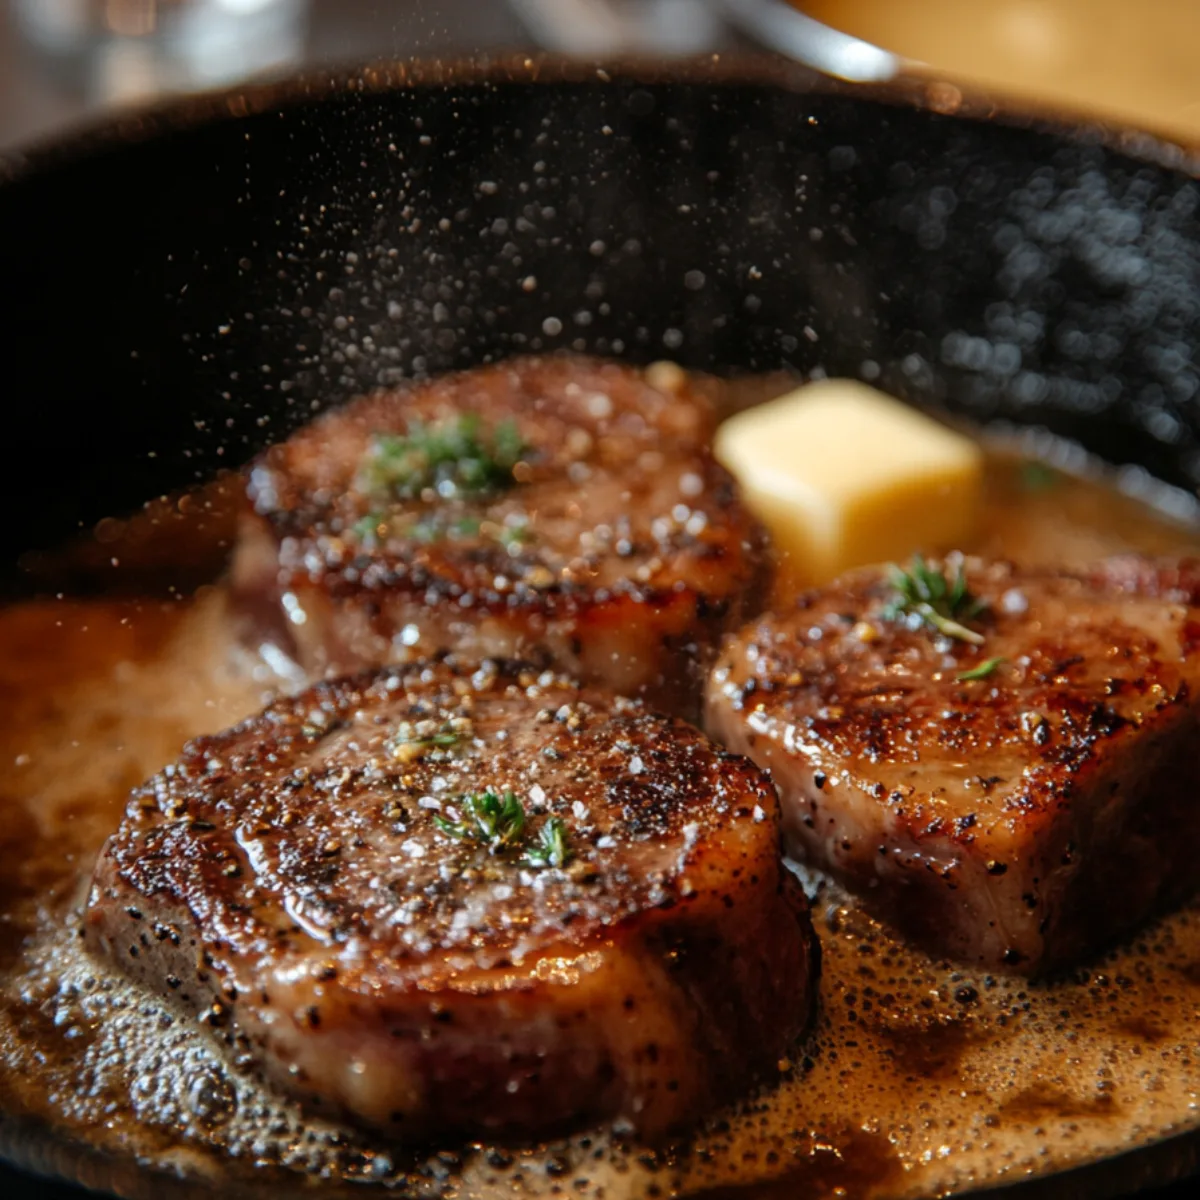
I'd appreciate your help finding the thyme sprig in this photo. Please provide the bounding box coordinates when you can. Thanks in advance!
[434,792,573,868]
[435,790,526,852]
[957,656,1006,682]
[360,415,526,501]
[523,817,572,869]
[882,555,986,645]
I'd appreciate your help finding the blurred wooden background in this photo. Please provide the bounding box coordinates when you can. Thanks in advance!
[800,0,1200,141]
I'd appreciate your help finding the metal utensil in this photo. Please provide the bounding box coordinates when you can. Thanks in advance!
[509,0,724,56]
[719,0,898,80]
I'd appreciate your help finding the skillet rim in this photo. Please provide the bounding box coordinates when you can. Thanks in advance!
[2,50,1200,186]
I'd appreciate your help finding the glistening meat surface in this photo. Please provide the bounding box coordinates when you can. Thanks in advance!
[232,357,766,718]
[707,556,1200,974]
[85,658,816,1142]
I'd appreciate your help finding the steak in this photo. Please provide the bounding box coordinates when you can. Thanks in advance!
[706,555,1200,974]
[85,658,815,1141]
[232,357,766,718]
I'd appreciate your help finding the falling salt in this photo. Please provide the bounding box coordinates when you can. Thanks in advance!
[586,392,612,419]
[1001,588,1029,614]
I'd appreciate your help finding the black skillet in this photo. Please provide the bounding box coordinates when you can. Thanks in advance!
[3,54,1200,1200]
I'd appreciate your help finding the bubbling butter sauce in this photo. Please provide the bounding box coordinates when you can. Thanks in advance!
[2,450,1200,1199]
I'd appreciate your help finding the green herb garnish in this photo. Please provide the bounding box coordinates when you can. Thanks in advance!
[498,521,531,551]
[524,817,572,869]
[450,516,483,538]
[352,512,388,546]
[435,790,526,852]
[388,716,473,763]
[957,656,1006,682]
[1019,460,1060,493]
[434,792,574,867]
[882,555,986,645]
[360,415,526,500]
[491,418,525,472]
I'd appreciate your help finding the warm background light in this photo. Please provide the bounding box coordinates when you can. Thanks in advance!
[799,0,1200,141]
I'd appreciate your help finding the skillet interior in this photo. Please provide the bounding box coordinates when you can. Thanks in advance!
[3,56,1200,1199]
[5,58,1200,565]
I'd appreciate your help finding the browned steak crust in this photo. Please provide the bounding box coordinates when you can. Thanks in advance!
[86,658,815,1142]
[706,556,1200,975]
[232,357,766,717]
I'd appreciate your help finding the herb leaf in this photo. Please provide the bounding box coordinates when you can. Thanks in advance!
[498,520,531,552]
[352,512,388,546]
[491,419,525,472]
[882,555,987,645]
[957,656,1006,682]
[360,415,527,500]
[1019,461,1060,493]
[433,792,575,868]
[435,790,526,852]
[389,717,473,764]
[450,516,483,538]
[524,817,572,869]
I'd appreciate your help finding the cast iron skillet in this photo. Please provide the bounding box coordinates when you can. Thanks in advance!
[3,54,1200,1199]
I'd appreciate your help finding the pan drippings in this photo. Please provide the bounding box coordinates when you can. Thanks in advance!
[1,448,1200,1198]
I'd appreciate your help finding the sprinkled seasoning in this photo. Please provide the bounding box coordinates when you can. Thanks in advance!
[387,716,474,764]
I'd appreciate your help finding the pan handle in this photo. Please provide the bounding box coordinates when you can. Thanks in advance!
[508,0,725,56]
[719,0,899,81]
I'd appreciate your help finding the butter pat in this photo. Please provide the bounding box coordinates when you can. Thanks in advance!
[714,379,983,584]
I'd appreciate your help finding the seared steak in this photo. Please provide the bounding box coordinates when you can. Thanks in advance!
[85,658,815,1141]
[232,357,765,718]
[706,555,1200,975]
